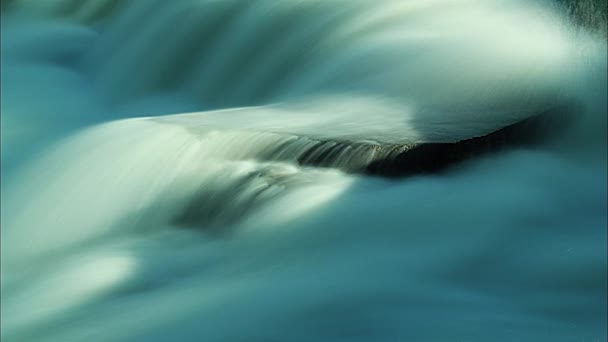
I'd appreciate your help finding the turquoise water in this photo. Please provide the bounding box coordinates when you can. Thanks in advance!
[1,1,606,341]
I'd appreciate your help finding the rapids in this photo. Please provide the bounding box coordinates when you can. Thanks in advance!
[1,0,606,341]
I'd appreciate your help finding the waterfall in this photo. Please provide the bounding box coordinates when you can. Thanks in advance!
[1,1,606,341]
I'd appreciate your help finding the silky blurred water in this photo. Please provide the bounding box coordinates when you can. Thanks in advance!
[1,1,606,341]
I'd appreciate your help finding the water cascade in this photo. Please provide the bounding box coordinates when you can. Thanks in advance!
[1,1,606,341]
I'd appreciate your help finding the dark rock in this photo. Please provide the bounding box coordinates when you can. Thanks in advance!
[364,105,576,178]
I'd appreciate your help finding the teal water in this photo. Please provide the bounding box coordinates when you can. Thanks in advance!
[1,1,606,341]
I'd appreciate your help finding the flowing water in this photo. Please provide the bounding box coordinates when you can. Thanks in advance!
[1,1,606,341]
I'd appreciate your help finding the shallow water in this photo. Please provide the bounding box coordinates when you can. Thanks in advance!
[1,1,606,341]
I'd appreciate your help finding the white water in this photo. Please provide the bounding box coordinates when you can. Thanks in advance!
[1,1,606,341]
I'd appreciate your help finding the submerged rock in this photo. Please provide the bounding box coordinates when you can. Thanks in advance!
[287,106,574,178]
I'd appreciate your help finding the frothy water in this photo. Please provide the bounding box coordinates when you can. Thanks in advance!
[1,1,606,341]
